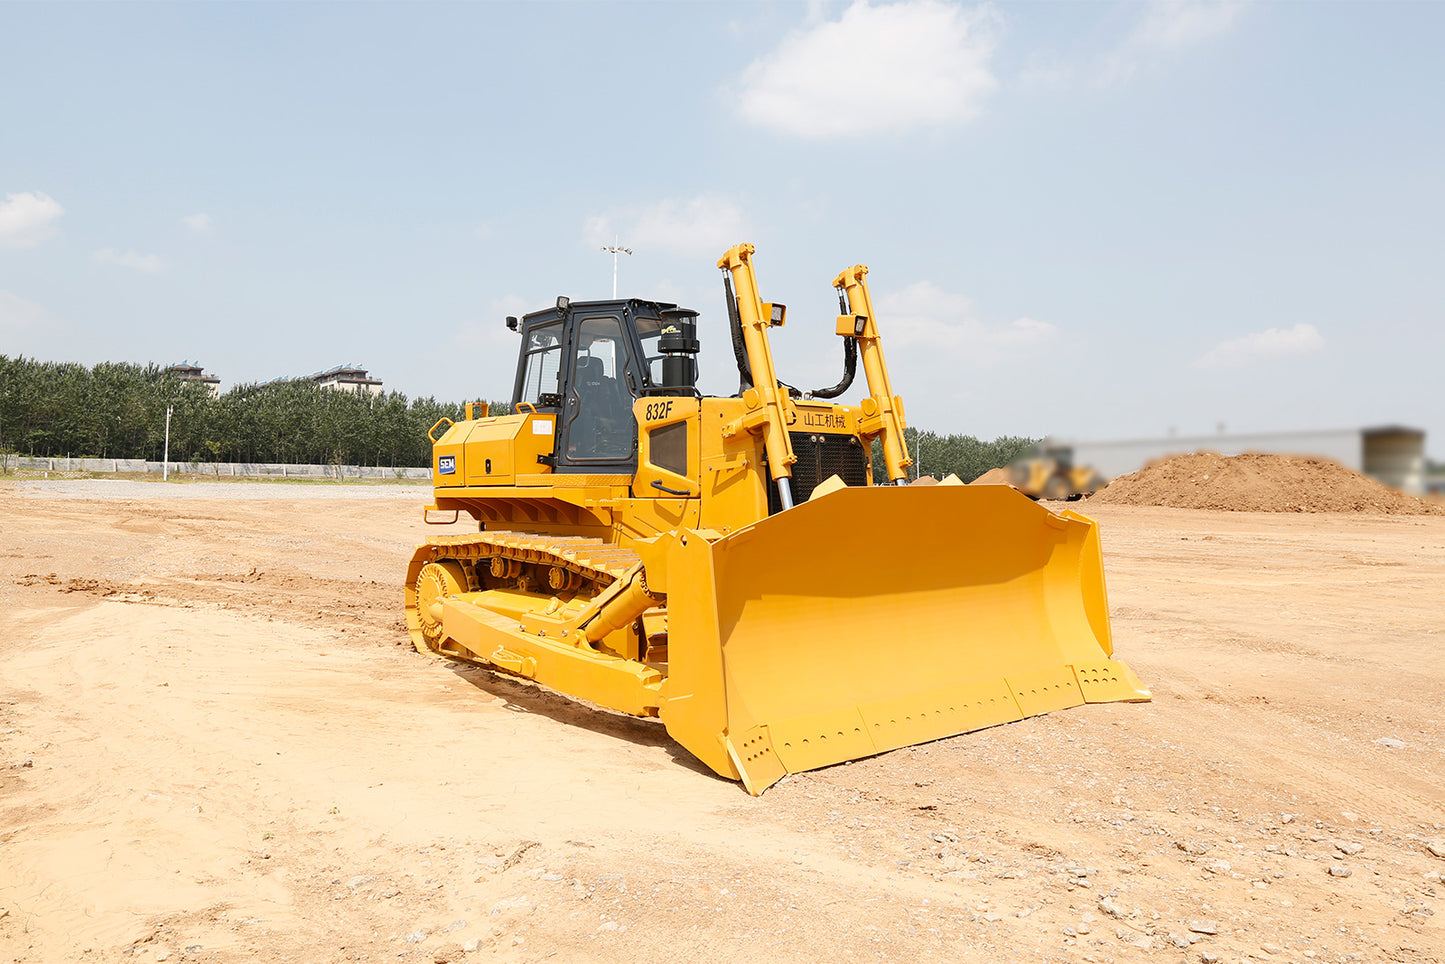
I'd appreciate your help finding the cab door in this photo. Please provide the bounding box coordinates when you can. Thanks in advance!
[557,313,641,474]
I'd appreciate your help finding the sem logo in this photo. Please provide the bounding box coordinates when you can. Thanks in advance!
[438,455,456,475]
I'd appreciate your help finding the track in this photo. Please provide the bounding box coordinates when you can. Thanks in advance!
[404,531,644,654]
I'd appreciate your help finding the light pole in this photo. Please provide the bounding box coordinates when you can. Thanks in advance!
[601,236,631,298]
[163,405,172,481]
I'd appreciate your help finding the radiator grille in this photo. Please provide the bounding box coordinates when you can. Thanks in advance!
[766,432,869,513]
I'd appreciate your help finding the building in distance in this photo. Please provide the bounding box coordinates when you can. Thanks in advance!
[165,361,221,396]
[310,364,383,395]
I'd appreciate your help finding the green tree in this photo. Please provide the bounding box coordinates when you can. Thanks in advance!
[875,427,1040,483]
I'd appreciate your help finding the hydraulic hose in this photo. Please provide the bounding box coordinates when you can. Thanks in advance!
[723,272,802,399]
[723,274,753,392]
[809,284,858,399]
[807,336,857,399]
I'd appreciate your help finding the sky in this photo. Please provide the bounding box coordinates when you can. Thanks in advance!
[2,1,1443,455]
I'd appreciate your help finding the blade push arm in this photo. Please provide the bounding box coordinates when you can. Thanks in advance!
[718,243,799,509]
[833,264,912,484]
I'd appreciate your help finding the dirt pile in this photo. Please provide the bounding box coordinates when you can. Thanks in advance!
[1090,451,1442,514]
[971,466,1011,484]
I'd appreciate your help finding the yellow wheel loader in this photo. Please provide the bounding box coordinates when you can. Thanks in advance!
[1007,446,1108,501]
[406,243,1148,794]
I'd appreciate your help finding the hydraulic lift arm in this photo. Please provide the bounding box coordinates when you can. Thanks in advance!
[718,242,800,509]
[833,264,912,484]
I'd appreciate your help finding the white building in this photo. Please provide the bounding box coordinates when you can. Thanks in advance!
[165,361,221,396]
[311,364,383,395]
[1059,425,1426,495]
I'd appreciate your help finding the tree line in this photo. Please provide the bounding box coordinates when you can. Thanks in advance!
[871,427,1038,485]
[0,355,499,467]
[1,355,1037,478]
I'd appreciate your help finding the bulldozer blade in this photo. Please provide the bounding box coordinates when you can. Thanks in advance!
[658,484,1149,795]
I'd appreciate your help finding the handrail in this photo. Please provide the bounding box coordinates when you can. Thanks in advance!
[650,479,694,497]
[427,417,455,443]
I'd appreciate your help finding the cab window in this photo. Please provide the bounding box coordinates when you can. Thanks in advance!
[518,323,563,407]
[634,315,665,387]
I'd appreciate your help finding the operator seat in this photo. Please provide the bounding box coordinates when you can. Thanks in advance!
[570,356,620,459]
[576,357,615,412]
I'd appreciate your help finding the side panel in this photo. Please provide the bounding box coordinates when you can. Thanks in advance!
[697,397,769,534]
[634,397,701,499]
[613,499,702,544]
[433,413,557,488]
[431,419,472,488]
[465,413,556,485]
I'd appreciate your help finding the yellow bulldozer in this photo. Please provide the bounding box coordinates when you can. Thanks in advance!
[406,243,1148,794]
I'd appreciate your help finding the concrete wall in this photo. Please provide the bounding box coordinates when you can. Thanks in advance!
[1061,425,1426,495]
[0,454,430,480]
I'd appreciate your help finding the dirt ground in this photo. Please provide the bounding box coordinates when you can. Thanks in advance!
[1090,453,1443,515]
[1,480,1442,964]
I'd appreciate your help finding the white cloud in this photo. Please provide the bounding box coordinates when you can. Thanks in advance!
[736,0,996,138]
[586,196,749,258]
[0,191,64,248]
[1102,1,1249,83]
[1193,322,1324,369]
[1130,0,1249,52]
[633,197,749,254]
[875,280,1059,361]
[0,289,58,333]
[181,212,213,232]
[94,248,167,274]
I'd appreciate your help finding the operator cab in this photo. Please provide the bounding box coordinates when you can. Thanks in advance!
[511,298,699,475]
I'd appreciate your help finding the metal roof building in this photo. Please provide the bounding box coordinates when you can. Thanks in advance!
[165,361,221,396]
[310,364,383,395]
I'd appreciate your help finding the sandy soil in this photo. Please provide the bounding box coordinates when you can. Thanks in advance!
[1090,453,1443,515]
[1,480,1442,964]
